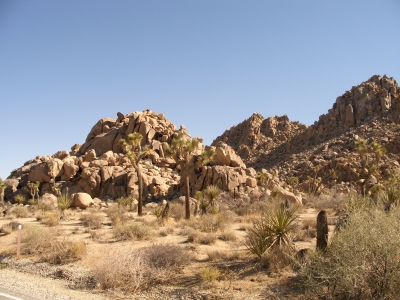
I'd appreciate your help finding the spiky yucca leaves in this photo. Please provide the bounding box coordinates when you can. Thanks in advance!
[0,178,7,205]
[165,133,215,219]
[58,193,72,220]
[119,133,149,216]
[245,217,273,259]
[245,205,298,259]
[204,185,220,208]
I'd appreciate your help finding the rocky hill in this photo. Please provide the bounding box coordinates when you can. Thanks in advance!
[6,109,290,206]
[212,75,400,192]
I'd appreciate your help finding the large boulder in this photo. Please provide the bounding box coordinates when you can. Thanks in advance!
[210,142,246,168]
[72,192,94,209]
[276,187,302,205]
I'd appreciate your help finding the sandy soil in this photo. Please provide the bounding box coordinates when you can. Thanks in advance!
[0,203,337,299]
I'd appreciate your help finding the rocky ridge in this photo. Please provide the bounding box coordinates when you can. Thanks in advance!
[5,109,301,207]
[212,75,400,193]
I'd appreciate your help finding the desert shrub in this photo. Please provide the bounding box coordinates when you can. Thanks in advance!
[80,211,103,229]
[37,201,56,212]
[113,222,151,241]
[22,226,86,264]
[294,218,317,241]
[219,230,237,241]
[234,201,272,217]
[9,206,29,218]
[93,243,189,292]
[88,229,103,240]
[245,205,298,259]
[169,203,185,221]
[107,205,130,225]
[260,245,295,274]
[1,222,20,235]
[199,267,220,282]
[346,193,375,213]
[187,230,216,245]
[300,208,400,299]
[144,243,191,269]
[151,206,164,225]
[159,226,174,237]
[14,194,26,205]
[39,211,61,226]
[206,249,244,261]
[116,196,137,211]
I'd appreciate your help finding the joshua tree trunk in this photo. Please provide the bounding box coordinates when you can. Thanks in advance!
[184,172,191,219]
[316,210,328,251]
[136,162,143,217]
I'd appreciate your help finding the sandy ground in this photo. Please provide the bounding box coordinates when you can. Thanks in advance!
[0,203,337,299]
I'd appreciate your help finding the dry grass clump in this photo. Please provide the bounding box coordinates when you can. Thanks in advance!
[159,226,174,237]
[187,230,217,245]
[9,206,29,218]
[80,211,103,229]
[37,201,56,212]
[260,246,295,274]
[169,203,185,221]
[234,201,272,217]
[0,221,20,235]
[22,225,86,264]
[113,222,151,241]
[294,218,317,241]
[219,230,237,241]
[206,249,244,262]
[37,211,61,226]
[107,205,130,226]
[199,267,220,282]
[92,243,190,292]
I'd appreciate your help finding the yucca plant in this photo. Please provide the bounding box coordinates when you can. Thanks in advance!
[58,193,72,220]
[245,205,298,259]
[204,185,220,207]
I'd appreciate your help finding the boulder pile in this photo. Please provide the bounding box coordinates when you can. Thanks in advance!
[213,75,400,193]
[6,110,288,206]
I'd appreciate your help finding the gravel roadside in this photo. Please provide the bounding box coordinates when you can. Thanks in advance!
[0,268,108,300]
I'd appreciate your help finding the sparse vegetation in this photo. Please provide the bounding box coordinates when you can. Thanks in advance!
[199,267,220,282]
[22,225,86,264]
[300,207,400,299]
[120,133,149,216]
[9,205,29,218]
[93,243,190,292]
[113,222,151,241]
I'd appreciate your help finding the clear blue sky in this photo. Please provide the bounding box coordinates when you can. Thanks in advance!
[1,0,399,179]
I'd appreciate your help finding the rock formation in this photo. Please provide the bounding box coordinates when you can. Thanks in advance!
[6,110,269,205]
[213,75,400,193]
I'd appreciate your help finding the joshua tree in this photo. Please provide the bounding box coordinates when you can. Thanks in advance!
[355,139,386,196]
[165,133,214,219]
[0,178,7,204]
[27,181,40,203]
[120,133,149,216]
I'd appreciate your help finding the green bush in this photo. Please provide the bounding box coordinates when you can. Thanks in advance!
[300,208,400,299]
